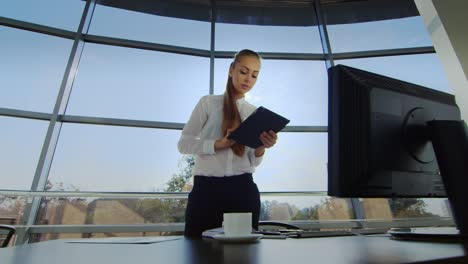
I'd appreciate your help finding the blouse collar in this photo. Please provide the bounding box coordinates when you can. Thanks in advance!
[236,96,246,104]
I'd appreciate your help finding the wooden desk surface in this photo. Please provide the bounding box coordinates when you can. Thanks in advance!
[0,235,467,264]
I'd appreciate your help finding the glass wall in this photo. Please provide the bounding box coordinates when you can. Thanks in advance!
[0,195,27,225]
[361,198,451,219]
[89,3,211,49]
[36,197,188,226]
[47,124,183,192]
[0,0,85,31]
[0,0,452,242]
[214,59,328,126]
[336,54,451,93]
[0,117,49,190]
[0,27,73,112]
[261,196,354,222]
[66,44,210,122]
[215,23,322,53]
[326,16,433,53]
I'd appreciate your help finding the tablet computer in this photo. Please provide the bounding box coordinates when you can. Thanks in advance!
[228,106,290,149]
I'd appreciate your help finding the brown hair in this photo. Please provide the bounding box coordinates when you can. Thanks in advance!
[222,49,261,156]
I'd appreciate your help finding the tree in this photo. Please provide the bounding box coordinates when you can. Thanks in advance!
[125,155,195,226]
[389,198,436,218]
[292,204,319,220]
[259,200,272,220]
[165,155,194,192]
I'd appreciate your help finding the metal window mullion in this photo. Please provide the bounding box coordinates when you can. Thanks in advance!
[63,116,326,133]
[17,0,97,245]
[313,0,334,68]
[28,223,186,234]
[351,198,365,227]
[214,51,325,60]
[284,126,327,133]
[83,35,327,60]
[0,190,329,199]
[60,115,185,130]
[0,16,76,40]
[84,34,210,57]
[209,0,216,95]
[28,0,96,192]
[81,35,329,61]
[0,107,52,121]
[0,108,327,132]
[62,115,326,132]
[19,218,454,235]
[333,46,436,60]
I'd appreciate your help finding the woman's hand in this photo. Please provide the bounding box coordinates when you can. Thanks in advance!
[214,128,235,150]
[255,130,277,157]
[260,130,277,148]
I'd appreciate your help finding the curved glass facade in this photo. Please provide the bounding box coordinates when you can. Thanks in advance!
[0,0,453,242]
[0,27,73,112]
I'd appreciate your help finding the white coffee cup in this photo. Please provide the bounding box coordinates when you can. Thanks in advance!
[223,212,252,236]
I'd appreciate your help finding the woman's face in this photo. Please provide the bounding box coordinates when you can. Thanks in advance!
[229,55,260,98]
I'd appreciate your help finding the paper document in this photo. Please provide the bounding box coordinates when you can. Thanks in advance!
[202,227,224,238]
[202,227,287,239]
[66,236,181,244]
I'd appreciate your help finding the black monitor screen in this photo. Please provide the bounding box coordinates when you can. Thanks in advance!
[327,65,461,198]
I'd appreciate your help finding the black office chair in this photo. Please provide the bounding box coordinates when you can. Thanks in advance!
[0,225,16,247]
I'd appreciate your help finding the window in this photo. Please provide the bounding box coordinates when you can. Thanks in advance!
[216,23,322,53]
[336,54,452,93]
[0,0,85,31]
[89,4,210,49]
[0,116,48,190]
[327,16,432,52]
[0,27,73,112]
[361,198,451,219]
[47,123,184,192]
[1,0,455,240]
[37,197,188,225]
[66,43,210,122]
[255,133,328,192]
[0,195,27,228]
[215,4,321,53]
[214,59,328,126]
[261,196,354,221]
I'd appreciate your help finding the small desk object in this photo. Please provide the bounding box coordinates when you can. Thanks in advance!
[0,234,467,264]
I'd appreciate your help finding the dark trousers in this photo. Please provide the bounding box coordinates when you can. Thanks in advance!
[184,173,260,237]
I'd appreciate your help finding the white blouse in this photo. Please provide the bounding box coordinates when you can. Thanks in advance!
[178,94,263,177]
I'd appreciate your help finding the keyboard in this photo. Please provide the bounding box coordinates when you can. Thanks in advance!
[256,229,354,238]
[294,230,353,238]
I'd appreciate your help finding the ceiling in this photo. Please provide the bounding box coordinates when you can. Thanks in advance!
[93,0,419,26]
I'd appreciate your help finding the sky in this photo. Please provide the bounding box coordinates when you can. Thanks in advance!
[0,0,452,215]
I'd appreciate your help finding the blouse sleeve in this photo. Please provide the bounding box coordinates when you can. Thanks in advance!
[248,148,263,167]
[177,96,216,155]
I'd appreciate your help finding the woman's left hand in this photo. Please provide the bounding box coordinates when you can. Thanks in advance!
[254,130,277,157]
[259,130,277,148]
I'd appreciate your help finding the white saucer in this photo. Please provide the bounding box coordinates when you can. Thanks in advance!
[212,233,263,243]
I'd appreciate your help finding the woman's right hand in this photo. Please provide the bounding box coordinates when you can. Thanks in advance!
[214,128,235,150]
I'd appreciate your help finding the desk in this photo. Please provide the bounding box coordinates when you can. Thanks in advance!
[0,235,467,264]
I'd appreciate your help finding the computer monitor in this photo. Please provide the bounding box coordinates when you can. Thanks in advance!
[327,64,468,234]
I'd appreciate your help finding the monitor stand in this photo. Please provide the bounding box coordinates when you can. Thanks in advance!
[428,120,468,237]
[388,227,467,242]
[389,120,468,243]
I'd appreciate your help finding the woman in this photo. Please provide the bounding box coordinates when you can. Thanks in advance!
[178,49,278,237]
